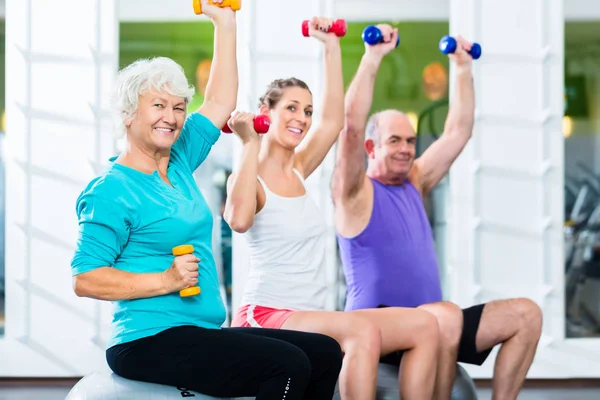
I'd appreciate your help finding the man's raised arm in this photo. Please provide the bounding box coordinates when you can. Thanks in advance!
[414,35,476,195]
[332,24,398,204]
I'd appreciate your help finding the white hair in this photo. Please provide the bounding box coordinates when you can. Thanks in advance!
[365,109,409,147]
[112,57,196,137]
[365,112,382,146]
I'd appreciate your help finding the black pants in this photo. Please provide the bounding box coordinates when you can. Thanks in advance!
[379,303,493,366]
[106,325,342,400]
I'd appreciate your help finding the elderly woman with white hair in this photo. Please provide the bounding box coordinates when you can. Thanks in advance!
[69,1,343,399]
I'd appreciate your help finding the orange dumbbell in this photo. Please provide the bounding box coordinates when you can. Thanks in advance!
[172,244,201,297]
[193,0,241,15]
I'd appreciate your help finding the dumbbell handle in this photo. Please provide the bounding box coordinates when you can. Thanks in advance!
[172,244,201,297]
[222,114,270,134]
[193,0,241,15]
[302,19,347,37]
[362,25,400,48]
[439,35,482,60]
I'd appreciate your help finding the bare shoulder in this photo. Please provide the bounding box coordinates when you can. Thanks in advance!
[256,177,266,214]
[334,176,374,238]
[292,159,307,179]
[408,163,425,197]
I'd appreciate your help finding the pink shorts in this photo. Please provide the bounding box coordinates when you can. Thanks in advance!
[231,304,295,329]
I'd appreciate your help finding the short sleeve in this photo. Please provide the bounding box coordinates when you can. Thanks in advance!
[172,112,221,172]
[71,193,132,276]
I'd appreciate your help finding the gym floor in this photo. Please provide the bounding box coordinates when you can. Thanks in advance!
[1,385,600,399]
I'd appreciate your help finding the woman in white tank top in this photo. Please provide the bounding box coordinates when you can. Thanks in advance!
[224,18,439,400]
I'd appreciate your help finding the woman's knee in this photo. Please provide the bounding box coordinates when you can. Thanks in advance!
[419,301,462,348]
[310,333,344,372]
[276,344,313,383]
[343,316,382,356]
[413,308,441,344]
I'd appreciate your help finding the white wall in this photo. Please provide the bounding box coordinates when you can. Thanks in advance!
[2,0,118,377]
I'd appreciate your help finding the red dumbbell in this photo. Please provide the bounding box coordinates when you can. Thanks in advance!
[302,19,346,37]
[222,114,270,134]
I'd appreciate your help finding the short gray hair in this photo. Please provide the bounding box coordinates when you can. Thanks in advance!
[112,57,195,137]
[365,112,382,146]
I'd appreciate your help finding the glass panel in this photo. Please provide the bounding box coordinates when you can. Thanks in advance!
[564,20,600,338]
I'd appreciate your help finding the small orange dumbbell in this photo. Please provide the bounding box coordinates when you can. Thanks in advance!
[172,244,201,297]
[193,0,241,15]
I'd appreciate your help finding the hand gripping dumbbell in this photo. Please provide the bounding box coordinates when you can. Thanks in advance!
[439,35,482,60]
[302,19,347,37]
[362,25,400,48]
[193,0,241,15]
[222,114,271,134]
[173,244,201,297]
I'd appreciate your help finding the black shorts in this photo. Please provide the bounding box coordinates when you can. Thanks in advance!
[379,303,493,366]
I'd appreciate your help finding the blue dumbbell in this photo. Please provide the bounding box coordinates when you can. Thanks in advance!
[439,35,482,60]
[362,25,400,48]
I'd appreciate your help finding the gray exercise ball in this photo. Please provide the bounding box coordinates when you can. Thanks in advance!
[66,369,256,400]
[332,363,477,400]
[451,364,478,399]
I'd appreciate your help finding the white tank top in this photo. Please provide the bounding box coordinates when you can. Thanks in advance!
[241,169,328,311]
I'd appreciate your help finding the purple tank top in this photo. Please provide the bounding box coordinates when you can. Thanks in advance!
[337,178,442,311]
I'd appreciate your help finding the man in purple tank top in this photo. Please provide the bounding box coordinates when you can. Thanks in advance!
[332,25,542,400]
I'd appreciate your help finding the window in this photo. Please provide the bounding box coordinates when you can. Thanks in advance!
[563,20,600,338]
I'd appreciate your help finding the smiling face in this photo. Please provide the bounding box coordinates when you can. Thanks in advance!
[261,86,313,150]
[126,89,187,153]
[366,110,417,181]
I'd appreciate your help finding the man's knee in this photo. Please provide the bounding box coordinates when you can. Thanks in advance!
[513,298,543,340]
[418,301,463,349]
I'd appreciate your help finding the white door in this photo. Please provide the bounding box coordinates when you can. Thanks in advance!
[2,0,118,377]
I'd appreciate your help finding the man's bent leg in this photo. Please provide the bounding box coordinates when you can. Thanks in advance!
[418,301,464,400]
[468,298,543,400]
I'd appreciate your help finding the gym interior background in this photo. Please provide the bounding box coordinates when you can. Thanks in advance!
[1,0,600,398]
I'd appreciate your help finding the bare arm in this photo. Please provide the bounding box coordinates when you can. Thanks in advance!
[73,268,167,301]
[223,113,260,233]
[74,251,199,301]
[331,54,380,203]
[415,38,475,195]
[197,3,238,130]
[295,18,345,178]
[332,25,399,204]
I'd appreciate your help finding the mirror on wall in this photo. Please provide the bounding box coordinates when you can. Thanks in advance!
[564,20,600,338]
[116,19,453,315]
[0,16,458,328]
